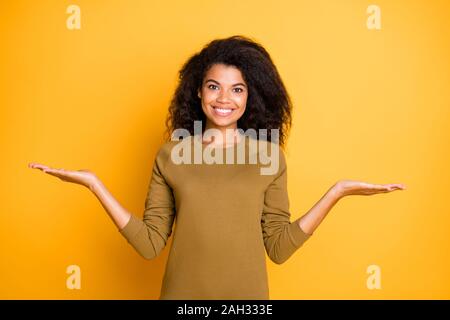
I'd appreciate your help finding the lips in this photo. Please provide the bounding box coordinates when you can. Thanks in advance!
[212,105,235,117]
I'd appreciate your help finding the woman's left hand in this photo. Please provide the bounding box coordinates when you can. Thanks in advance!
[333,179,406,198]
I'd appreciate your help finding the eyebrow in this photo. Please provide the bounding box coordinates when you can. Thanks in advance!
[204,79,247,88]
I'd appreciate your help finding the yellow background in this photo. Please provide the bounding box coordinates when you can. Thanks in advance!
[1,0,449,299]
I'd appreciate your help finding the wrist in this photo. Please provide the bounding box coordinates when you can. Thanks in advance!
[88,176,101,193]
[330,182,345,201]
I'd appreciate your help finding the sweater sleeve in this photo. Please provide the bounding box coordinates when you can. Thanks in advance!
[118,146,176,260]
[261,149,312,264]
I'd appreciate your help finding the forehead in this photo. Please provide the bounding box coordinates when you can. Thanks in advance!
[204,64,245,83]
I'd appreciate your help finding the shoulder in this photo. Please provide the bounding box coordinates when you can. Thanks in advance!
[247,135,286,176]
[155,135,195,162]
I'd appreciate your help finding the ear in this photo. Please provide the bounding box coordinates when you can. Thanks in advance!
[197,88,201,99]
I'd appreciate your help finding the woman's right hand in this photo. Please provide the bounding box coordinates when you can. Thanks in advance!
[28,162,98,190]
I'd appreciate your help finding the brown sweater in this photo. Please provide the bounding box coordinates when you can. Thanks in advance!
[118,134,312,299]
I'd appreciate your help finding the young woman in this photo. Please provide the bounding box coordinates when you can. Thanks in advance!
[28,35,406,300]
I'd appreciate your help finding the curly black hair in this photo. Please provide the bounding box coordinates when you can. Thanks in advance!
[164,35,293,149]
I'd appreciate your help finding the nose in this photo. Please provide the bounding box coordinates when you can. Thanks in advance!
[216,89,231,104]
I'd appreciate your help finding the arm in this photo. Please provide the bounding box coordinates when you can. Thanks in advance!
[261,150,311,265]
[297,184,340,236]
[89,160,176,260]
[89,178,131,230]
[28,146,176,260]
[260,147,405,265]
[117,150,176,260]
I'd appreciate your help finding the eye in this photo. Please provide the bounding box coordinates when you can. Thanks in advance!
[233,87,244,93]
[208,84,218,90]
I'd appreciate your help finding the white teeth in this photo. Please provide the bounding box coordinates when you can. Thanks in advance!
[214,107,233,114]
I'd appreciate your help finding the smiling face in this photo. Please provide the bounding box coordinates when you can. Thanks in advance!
[197,63,248,133]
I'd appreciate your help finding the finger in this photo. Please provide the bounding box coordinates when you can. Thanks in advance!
[30,164,51,170]
[384,185,406,192]
[376,183,404,191]
[387,183,405,189]
[357,182,379,190]
[369,184,390,191]
[29,162,47,168]
[43,168,64,175]
[42,168,56,174]
[44,168,72,177]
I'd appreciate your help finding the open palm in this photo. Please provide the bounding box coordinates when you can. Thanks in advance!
[336,179,406,197]
[28,162,97,189]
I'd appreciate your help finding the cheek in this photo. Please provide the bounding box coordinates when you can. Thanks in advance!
[238,95,248,109]
[233,93,246,105]
[208,96,221,108]
[236,99,247,117]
